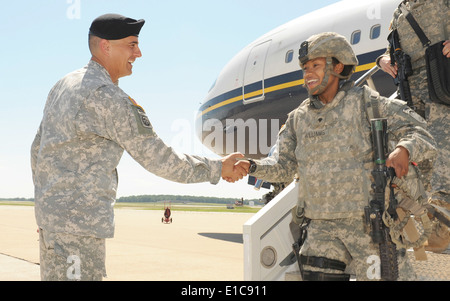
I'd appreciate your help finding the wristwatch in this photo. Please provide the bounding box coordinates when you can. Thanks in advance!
[248,159,257,173]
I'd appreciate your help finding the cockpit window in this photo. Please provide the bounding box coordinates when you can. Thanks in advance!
[285,50,294,63]
[208,79,217,92]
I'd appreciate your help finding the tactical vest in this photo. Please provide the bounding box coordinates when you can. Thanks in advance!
[290,85,373,219]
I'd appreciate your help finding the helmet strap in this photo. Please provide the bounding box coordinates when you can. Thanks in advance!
[306,57,334,95]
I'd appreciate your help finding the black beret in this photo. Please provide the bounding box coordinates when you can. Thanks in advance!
[89,14,145,40]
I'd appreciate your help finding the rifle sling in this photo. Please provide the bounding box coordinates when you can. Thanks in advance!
[399,3,431,48]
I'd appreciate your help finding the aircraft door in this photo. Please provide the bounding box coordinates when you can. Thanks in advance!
[243,40,271,104]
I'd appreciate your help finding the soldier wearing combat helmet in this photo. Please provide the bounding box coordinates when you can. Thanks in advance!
[31,14,247,281]
[236,32,436,280]
[377,0,450,253]
[298,32,358,96]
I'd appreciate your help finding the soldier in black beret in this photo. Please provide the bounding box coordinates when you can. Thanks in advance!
[88,14,145,82]
[89,13,145,40]
[32,13,246,281]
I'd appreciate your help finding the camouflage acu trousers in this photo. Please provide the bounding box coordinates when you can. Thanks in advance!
[410,71,450,204]
[426,102,450,204]
[299,217,417,281]
[39,229,107,281]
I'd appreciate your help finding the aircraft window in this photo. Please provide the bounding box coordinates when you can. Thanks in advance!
[351,30,361,45]
[285,50,294,63]
[370,24,381,39]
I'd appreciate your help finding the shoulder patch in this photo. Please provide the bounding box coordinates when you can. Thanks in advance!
[128,96,145,113]
[128,96,152,133]
[402,107,426,124]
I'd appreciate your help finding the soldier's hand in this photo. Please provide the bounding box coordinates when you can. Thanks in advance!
[221,153,247,183]
[386,146,410,179]
[378,55,398,78]
[235,160,251,173]
[443,40,450,58]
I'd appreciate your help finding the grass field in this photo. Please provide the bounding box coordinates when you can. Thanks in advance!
[0,200,262,213]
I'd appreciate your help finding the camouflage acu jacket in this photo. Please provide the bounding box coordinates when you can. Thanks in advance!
[251,82,436,219]
[31,60,221,238]
[390,0,450,71]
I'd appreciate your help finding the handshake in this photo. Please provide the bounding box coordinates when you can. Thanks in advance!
[220,153,252,183]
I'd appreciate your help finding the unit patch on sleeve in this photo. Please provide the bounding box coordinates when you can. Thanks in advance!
[128,96,153,133]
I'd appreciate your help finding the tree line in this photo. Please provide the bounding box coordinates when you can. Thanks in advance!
[0,195,260,205]
[117,195,259,205]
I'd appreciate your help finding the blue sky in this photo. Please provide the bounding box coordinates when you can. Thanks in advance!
[0,0,340,200]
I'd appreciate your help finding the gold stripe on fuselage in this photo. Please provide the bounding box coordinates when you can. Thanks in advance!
[198,62,376,118]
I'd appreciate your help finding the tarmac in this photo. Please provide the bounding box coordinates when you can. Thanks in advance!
[0,205,252,281]
[0,205,449,281]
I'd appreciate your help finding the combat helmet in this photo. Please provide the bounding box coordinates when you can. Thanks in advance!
[299,32,358,95]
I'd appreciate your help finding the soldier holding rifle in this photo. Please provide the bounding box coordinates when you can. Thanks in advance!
[236,32,436,280]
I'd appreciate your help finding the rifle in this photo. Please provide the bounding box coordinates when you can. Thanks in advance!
[389,29,414,109]
[364,118,399,281]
